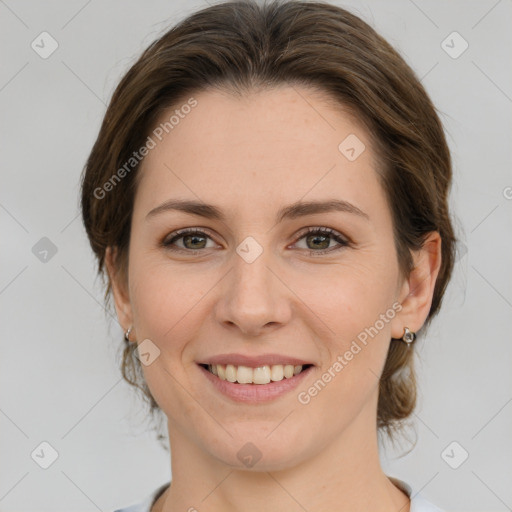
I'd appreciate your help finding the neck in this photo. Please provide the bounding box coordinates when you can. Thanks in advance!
[159,403,410,512]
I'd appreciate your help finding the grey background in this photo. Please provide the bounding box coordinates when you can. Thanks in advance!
[1,0,511,511]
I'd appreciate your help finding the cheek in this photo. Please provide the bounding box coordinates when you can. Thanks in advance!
[128,253,210,343]
[293,252,398,337]
[128,260,205,417]
[292,256,397,396]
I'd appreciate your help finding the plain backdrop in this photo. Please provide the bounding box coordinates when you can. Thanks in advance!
[1,1,511,511]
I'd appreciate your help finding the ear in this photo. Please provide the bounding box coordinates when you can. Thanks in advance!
[105,246,134,335]
[390,231,442,339]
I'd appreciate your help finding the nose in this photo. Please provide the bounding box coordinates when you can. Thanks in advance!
[215,245,292,337]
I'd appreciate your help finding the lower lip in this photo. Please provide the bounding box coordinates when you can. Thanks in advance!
[198,364,313,403]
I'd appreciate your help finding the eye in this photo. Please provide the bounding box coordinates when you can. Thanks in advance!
[161,226,350,256]
[292,227,349,256]
[161,228,218,254]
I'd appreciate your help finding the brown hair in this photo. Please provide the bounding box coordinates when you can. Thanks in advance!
[80,0,456,440]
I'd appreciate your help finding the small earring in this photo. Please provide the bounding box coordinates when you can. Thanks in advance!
[402,327,416,344]
[124,326,133,342]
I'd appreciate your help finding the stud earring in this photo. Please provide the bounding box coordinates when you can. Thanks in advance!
[402,327,416,344]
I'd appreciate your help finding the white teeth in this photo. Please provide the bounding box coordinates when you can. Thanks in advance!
[283,364,294,378]
[217,364,226,381]
[206,363,306,384]
[236,365,253,384]
[270,364,284,381]
[225,364,237,382]
[253,366,271,384]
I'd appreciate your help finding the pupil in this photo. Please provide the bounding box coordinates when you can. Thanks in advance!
[309,234,328,250]
[185,235,205,249]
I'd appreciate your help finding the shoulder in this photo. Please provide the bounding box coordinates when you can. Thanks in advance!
[389,476,444,512]
[410,494,444,512]
[112,482,170,512]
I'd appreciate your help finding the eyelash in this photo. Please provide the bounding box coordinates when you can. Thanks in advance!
[161,227,350,256]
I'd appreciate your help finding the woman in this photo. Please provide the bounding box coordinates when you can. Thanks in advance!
[80,1,456,511]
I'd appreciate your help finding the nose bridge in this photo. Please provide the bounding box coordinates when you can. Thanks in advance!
[234,240,272,296]
[232,239,276,309]
[217,235,290,334]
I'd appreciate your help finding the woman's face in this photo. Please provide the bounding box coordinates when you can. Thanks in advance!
[111,86,422,470]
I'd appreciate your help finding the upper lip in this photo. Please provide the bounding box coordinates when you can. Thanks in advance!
[197,353,314,367]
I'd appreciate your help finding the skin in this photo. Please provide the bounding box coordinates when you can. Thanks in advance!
[106,85,441,512]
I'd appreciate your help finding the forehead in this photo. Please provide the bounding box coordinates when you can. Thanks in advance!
[134,85,386,221]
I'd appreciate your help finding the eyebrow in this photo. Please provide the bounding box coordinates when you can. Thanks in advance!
[145,198,370,222]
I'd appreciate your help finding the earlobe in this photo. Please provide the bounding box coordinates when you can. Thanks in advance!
[391,232,442,339]
[105,246,133,331]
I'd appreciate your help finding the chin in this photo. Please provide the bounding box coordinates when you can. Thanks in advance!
[203,422,317,472]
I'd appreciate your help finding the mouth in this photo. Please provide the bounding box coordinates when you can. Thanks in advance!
[199,363,314,385]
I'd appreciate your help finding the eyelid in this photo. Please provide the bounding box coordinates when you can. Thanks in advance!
[161,225,351,254]
[162,227,219,248]
[291,226,350,254]
[295,226,350,243]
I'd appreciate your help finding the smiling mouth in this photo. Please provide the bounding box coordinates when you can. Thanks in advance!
[199,363,313,385]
